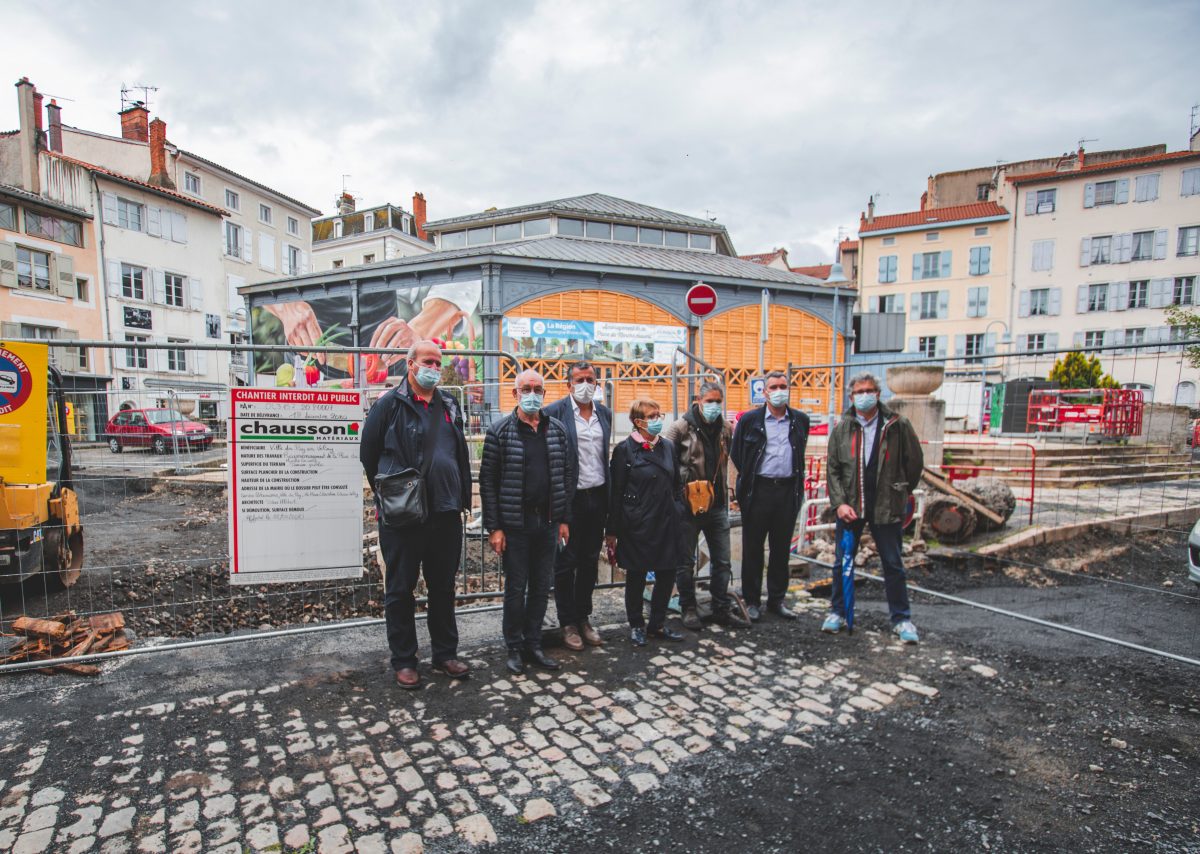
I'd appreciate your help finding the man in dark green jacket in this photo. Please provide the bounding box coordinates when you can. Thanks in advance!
[823,372,924,643]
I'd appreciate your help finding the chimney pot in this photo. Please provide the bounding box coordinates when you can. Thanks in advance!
[146,118,175,189]
[412,191,428,241]
[866,196,875,224]
[119,103,150,142]
[336,192,356,215]
[46,99,62,153]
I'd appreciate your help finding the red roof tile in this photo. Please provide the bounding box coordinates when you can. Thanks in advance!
[790,264,832,279]
[1007,149,1200,184]
[839,239,859,252]
[47,151,228,216]
[859,201,1008,234]
[739,248,788,266]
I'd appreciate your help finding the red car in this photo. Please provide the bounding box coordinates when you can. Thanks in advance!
[105,408,214,454]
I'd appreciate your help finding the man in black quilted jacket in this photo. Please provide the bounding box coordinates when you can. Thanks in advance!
[480,369,575,675]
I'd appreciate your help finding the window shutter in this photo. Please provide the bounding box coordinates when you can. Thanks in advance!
[1044,240,1055,270]
[1045,332,1059,351]
[912,255,922,281]
[1183,169,1200,197]
[935,336,948,357]
[280,247,291,276]
[0,243,18,289]
[243,230,253,263]
[939,251,952,278]
[980,246,990,274]
[0,321,21,338]
[896,293,905,312]
[938,290,949,318]
[147,206,162,238]
[102,192,118,225]
[1024,192,1036,215]
[1048,287,1062,316]
[1117,233,1132,263]
[193,351,207,376]
[1153,228,1168,260]
[908,336,918,353]
[189,277,204,311]
[1113,281,1129,311]
[1073,331,1084,349]
[984,331,997,356]
[967,287,979,317]
[969,247,980,276]
[953,334,966,357]
[1083,183,1096,208]
[1111,329,1126,353]
[152,338,168,372]
[977,286,989,316]
[909,299,920,321]
[53,253,75,298]
[1115,178,1129,204]
[1076,284,1089,313]
[877,256,888,282]
[888,256,898,281]
[1149,278,1171,308]
[172,212,188,244]
[868,295,879,312]
[107,260,122,297]
[151,269,166,304]
[222,223,230,256]
[1018,290,1031,318]
[260,233,276,272]
[1079,237,1092,267]
[300,251,309,274]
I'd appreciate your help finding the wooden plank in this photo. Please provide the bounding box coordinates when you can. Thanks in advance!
[64,631,98,659]
[11,617,68,642]
[922,469,1005,525]
[87,613,126,634]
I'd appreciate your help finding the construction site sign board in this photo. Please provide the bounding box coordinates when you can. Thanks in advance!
[228,387,364,585]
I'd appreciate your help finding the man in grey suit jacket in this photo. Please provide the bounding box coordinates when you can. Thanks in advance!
[544,361,613,650]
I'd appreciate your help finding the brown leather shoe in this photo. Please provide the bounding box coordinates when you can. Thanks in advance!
[394,667,421,690]
[580,621,604,647]
[432,659,471,679]
[562,625,585,651]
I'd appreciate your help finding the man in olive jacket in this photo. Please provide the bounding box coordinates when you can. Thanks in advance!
[824,371,924,643]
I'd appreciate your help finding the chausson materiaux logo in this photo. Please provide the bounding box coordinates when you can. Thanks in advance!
[238,420,361,441]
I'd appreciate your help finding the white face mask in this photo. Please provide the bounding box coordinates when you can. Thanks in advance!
[572,381,596,404]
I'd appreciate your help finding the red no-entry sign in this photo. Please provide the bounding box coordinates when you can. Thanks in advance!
[686,282,718,317]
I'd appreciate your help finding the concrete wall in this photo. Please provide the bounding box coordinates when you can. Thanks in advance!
[1137,402,1191,451]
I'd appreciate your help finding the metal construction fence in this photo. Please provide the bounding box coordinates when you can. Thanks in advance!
[2,336,1199,673]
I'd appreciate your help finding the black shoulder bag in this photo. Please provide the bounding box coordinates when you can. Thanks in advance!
[375,391,444,528]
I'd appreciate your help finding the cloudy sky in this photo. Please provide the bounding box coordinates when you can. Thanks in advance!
[3,1,1197,263]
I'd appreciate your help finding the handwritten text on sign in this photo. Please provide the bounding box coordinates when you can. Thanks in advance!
[228,388,364,585]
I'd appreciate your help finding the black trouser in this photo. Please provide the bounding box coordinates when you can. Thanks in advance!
[675,507,732,613]
[625,567,675,630]
[380,511,462,670]
[740,477,799,608]
[554,486,606,628]
[502,514,556,651]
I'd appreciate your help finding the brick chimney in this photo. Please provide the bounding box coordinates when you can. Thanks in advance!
[1076,145,1086,170]
[146,118,175,189]
[924,174,934,210]
[413,191,428,240]
[336,192,355,215]
[119,102,149,142]
[14,77,40,193]
[32,89,44,148]
[46,99,63,152]
[866,195,875,224]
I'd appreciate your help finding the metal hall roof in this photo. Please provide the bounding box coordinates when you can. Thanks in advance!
[425,192,726,233]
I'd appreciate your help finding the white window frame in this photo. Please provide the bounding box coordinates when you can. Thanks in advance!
[287,216,299,236]
[225,189,240,211]
[124,333,148,369]
[925,231,940,242]
[117,197,144,231]
[164,272,186,308]
[1128,280,1149,309]
[225,222,243,259]
[121,263,146,300]
[184,172,202,196]
[259,203,272,225]
[1174,276,1195,306]
[1178,225,1200,257]
[1092,180,1117,206]
[15,246,51,291]
[1029,288,1050,317]
[1025,333,1046,352]
[1087,283,1109,313]
[1091,235,1113,265]
[1084,330,1106,351]
[917,336,938,357]
[1036,188,1056,214]
[919,290,940,320]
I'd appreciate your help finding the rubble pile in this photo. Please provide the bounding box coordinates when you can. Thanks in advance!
[0,612,129,676]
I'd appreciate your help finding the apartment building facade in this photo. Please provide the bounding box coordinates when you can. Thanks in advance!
[857,200,1011,362]
[310,192,433,272]
[1008,144,1200,403]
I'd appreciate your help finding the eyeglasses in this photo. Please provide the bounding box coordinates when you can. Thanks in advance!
[573,379,597,386]
[518,386,545,395]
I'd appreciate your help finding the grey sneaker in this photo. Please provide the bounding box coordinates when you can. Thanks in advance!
[821,612,846,634]
[893,620,919,644]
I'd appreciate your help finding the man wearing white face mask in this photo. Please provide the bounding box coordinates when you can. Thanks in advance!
[731,370,810,622]
[824,372,924,643]
[665,381,751,631]
[544,362,612,651]
[480,369,575,674]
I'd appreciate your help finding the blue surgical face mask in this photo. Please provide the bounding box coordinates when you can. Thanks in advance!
[767,389,789,408]
[519,392,544,414]
[701,402,722,423]
[853,392,878,412]
[415,365,440,389]
[645,417,664,436]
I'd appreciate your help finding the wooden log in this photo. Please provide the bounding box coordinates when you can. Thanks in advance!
[11,617,69,642]
[64,631,98,659]
[88,613,126,634]
[922,469,1005,526]
[922,494,978,544]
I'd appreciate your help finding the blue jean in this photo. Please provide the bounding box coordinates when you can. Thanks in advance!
[830,519,911,624]
[676,507,732,613]
[502,520,557,651]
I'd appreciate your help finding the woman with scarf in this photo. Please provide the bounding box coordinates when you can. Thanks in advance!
[605,398,686,646]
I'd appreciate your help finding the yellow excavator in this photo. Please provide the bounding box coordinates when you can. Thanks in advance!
[0,365,83,587]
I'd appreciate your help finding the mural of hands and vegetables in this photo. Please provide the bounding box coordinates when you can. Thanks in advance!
[250,281,483,390]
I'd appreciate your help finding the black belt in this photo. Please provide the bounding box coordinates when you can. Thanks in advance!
[576,485,606,495]
[757,475,795,486]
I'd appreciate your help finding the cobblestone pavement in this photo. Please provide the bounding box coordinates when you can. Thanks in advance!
[0,603,954,854]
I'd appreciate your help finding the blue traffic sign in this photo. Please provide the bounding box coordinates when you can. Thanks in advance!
[749,377,766,406]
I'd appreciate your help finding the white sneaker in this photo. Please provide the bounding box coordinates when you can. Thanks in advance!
[893,620,919,644]
[821,613,846,634]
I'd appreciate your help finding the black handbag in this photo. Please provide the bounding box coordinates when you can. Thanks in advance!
[375,391,444,528]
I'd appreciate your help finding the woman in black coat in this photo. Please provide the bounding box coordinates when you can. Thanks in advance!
[605,398,686,646]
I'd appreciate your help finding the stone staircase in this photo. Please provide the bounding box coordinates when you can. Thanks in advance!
[937,441,1197,489]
